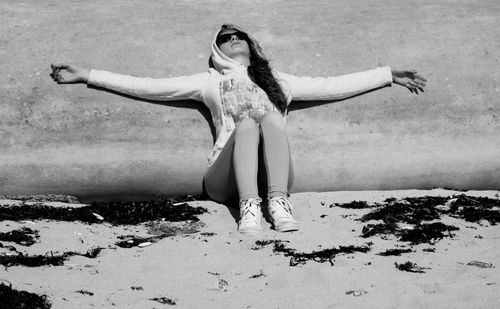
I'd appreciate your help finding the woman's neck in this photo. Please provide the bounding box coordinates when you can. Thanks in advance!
[231,55,250,67]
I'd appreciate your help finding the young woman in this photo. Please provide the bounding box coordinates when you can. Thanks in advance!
[51,24,426,235]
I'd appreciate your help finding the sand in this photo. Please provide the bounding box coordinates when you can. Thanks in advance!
[1,189,499,308]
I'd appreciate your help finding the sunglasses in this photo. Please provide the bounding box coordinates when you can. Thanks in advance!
[216,31,248,46]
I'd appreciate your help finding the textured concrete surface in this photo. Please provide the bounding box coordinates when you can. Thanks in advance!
[1,0,499,200]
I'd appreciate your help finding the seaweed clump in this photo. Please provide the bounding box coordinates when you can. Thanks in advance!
[358,196,473,244]
[0,196,207,225]
[448,195,500,225]
[377,248,413,256]
[0,227,39,246]
[150,296,177,305]
[395,261,430,273]
[4,194,80,204]
[0,248,102,267]
[0,282,51,309]
[255,240,371,266]
[330,201,372,209]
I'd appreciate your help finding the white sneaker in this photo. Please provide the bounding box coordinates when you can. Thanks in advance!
[268,197,299,232]
[238,197,263,235]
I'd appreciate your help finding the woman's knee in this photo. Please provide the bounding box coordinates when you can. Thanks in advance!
[235,117,260,138]
[261,110,285,130]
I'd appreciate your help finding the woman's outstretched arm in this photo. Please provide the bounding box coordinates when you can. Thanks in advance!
[277,66,427,103]
[50,63,209,102]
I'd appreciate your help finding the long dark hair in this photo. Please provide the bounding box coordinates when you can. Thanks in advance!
[219,24,288,113]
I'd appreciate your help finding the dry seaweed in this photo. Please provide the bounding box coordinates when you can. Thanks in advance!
[0,282,51,309]
[200,232,216,237]
[258,240,371,266]
[0,248,102,267]
[465,261,495,268]
[4,194,80,204]
[448,195,500,224]
[0,227,39,246]
[357,195,499,244]
[75,289,94,296]
[251,239,287,250]
[0,196,207,225]
[361,223,398,238]
[377,248,413,256]
[249,270,266,278]
[360,197,444,224]
[331,200,372,209]
[395,261,430,273]
[150,297,177,305]
[399,222,459,244]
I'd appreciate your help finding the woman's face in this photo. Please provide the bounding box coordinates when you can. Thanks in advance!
[217,30,250,60]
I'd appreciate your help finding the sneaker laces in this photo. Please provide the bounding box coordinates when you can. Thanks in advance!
[239,197,262,223]
[269,197,293,218]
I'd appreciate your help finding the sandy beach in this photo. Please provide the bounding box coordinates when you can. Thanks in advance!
[1,189,499,308]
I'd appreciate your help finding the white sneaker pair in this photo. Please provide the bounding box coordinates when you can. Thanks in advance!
[237,196,299,235]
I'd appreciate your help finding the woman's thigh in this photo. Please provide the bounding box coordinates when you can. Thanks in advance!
[203,131,238,204]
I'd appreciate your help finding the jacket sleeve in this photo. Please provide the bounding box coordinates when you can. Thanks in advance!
[276,66,393,102]
[87,69,210,102]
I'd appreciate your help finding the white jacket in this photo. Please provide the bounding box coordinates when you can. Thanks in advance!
[88,29,393,166]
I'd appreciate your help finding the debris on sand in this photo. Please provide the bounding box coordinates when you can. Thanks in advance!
[361,223,398,238]
[395,261,430,273]
[0,248,103,267]
[377,248,413,256]
[360,196,445,224]
[254,240,371,266]
[448,195,500,225]
[115,235,159,248]
[251,239,287,250]
[0,196,207,225]
[217,279,229,292]
[249,269,266,278]
[75,289,94,296]
[355,194,500,244]
[115,221,204,248]
[330,200,372,209]
[345,289,368,297]
[200,232,217,237]
[146,220,203,236]
[464,261,495,268]
[150,296,177,305]
[0,227,39,246]
[399,222,459,244]
[0,282,52,309]
[4,194,80,204]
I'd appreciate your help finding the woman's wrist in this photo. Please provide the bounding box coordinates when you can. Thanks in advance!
[79,68,91,83]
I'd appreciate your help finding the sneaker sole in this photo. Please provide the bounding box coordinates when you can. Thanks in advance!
[273,220,299,232]
[238,226,263,235]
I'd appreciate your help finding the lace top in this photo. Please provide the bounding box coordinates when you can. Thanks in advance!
[220,71,277,125]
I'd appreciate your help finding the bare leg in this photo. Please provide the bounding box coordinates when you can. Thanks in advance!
[203,117,261,204]
[259,110,293,199]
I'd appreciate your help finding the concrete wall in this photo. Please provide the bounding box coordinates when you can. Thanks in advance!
[1,0,499,201]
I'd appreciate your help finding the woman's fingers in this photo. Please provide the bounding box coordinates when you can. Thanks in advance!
[408,80,424,92]
[413,73,427,82]
[51,63,69,70]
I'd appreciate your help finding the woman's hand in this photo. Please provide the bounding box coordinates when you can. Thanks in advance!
[50,64,90,84]
[391,68,427,94]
